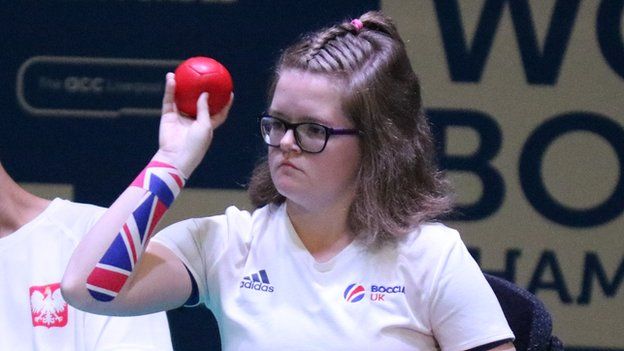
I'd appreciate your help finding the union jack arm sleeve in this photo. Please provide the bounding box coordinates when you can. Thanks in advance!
[86,161,186,302]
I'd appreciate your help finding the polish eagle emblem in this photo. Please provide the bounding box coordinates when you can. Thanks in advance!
[30,283,68,328]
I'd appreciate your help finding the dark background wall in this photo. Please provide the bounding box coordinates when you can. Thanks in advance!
[1,2,377,350]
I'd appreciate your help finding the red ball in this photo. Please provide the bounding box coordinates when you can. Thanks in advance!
[174,56,233,117]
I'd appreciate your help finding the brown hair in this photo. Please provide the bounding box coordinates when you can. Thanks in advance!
[248,11,453,247]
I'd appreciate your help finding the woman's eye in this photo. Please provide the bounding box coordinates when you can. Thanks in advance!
[269,121,285,131]
[301,124,326,138]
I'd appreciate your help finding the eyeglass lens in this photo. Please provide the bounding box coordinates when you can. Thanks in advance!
[260,117,327,153]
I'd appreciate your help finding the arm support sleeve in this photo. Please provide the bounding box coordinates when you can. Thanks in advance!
[86,161,186,302]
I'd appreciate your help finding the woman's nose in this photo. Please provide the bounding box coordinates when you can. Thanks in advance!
[279,129,301,153]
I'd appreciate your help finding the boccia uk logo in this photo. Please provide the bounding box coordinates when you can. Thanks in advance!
[343,283,366,303]
[344,283,406,302]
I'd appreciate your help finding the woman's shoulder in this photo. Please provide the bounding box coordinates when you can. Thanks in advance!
[42,198,106,239]
[47,198,105,217]
[397,221,463,255]
[170,204,277,238]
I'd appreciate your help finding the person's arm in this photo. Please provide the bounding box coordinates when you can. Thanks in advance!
[61,72,233,316]
[427,230,516,350]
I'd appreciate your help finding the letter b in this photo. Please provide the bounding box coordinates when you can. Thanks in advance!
[429,109,504,220]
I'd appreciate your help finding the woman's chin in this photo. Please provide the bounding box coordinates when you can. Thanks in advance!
[274,183,297,199]
[275,183,309,205]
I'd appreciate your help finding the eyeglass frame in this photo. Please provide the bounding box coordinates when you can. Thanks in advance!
[259,113,362,153]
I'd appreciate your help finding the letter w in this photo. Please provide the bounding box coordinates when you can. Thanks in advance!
[434,0,580,85]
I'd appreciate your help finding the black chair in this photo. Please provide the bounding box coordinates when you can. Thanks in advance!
[483,273,564,351]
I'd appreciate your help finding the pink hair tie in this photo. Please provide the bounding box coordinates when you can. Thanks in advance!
[351,19,364,32]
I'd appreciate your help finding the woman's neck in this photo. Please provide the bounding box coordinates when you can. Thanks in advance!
[286,199,355,263]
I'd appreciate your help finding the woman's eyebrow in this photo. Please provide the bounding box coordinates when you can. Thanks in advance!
[268,110,329,125]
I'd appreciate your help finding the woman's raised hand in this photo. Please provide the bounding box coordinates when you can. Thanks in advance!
[154,72,233,177]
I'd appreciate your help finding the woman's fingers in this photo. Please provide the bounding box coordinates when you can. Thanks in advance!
[195,92,234,130]
[161,73,177,115]
[211,93,234,129]
[195,92,211,127]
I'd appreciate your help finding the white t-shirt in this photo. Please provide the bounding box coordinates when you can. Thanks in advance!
[154,204,514,351]
[0,198,173,351]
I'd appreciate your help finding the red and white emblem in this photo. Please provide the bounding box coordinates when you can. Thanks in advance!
[30,283,68,328]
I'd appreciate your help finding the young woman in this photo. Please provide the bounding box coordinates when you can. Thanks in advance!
[63,11,515,351]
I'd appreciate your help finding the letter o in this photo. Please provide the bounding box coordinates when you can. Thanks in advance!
[520,112,624,227]
[64,76,80,92]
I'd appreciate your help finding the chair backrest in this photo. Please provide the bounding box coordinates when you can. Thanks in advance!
[483,273,564,351]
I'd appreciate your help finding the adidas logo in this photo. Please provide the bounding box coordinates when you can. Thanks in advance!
[239,269,275,293]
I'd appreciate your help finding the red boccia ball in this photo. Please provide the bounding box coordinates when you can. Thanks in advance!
[174,56,233,117]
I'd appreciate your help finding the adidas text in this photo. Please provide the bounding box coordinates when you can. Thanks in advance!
[240,280,275,293]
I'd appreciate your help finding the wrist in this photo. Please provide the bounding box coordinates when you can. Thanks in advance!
[131,160,187,201]
[151,150,193,179]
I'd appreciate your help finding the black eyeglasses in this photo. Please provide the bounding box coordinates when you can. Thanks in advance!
[259,114,361,153]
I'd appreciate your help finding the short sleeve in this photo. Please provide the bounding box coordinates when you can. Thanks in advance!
[428,232,514,351]
[151,206,252,306]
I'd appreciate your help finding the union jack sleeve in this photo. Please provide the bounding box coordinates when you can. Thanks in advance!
[86,161,186,302]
